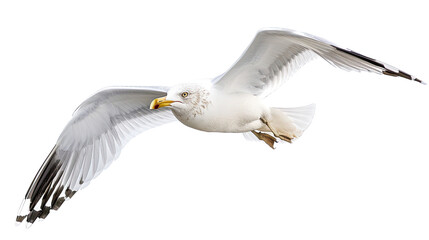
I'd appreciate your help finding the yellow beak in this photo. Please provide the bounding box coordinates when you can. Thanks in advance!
[150,96,176,109]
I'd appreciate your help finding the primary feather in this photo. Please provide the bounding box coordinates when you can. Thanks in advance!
[17,87,176,225]
[213,28,424,97]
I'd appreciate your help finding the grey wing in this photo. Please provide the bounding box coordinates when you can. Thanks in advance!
[17,86,176,226]
[213,28,424,97]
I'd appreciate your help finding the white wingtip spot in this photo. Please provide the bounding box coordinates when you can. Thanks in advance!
[25,222,33,229]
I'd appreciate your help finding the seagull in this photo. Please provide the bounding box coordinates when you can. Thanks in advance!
[17,28,424,226]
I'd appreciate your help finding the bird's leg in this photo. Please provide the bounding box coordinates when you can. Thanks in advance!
[251,130,277,149]
[260,117,293,143]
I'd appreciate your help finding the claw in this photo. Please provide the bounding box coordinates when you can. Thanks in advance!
[279,135,293,143]
[251,131,277,149]
[259,117,295,144]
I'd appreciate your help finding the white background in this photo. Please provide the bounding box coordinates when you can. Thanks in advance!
[1,0,428,239]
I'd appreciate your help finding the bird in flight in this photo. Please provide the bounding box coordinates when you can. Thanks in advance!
[16,28,424,226]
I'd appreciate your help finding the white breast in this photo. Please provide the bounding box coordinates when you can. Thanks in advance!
[173,89,269,133]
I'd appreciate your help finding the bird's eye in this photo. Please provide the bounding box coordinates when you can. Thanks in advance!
[181,92,189,98]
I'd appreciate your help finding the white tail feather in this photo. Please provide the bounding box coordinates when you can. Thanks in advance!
[243,104,316,142]
[277,104,316,133]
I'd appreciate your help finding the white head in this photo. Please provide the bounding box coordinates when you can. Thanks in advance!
[150,83,211,118]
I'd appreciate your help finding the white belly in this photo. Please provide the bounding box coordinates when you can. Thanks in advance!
[173,92,269,133]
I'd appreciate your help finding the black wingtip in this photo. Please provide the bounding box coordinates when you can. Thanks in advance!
[65,188,77,199]
[382,69,425,85]
[16,215,26,223]
[40,206,51,219]
[52,197,65,210]
[27,210,41,224]
[416,78,426,85]
[332,45,424,85]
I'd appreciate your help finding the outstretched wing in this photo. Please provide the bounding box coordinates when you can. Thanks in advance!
[213,28,424,97]
[17,86,176,226]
